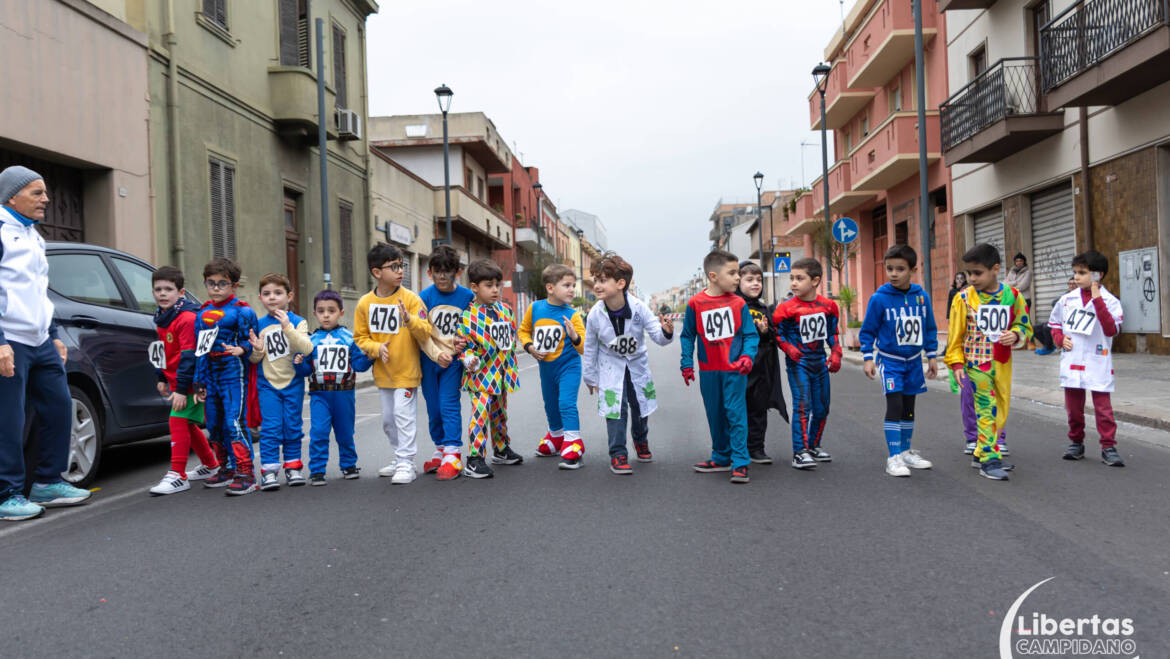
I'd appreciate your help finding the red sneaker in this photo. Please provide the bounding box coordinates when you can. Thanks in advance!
[634,441,653,463]
[536,433,563,457]
[422,453,443,474]
[560,439,583,462]
[609,455,633,475]
[436,460,462,481]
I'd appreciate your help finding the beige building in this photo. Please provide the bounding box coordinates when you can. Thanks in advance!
[0,0,150,255]
[369,149,437,291]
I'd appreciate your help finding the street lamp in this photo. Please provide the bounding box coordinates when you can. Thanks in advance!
[812,62,832,291]
[763,205,776,303]
[753,171,764,282]
[434,83,454,245]
[533,181,544,258]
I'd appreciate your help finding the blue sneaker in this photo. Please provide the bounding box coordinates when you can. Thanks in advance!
[979,459,1012,481]
[29,482,92,507]
[1035,347,1055,356]
[0,495,45,521]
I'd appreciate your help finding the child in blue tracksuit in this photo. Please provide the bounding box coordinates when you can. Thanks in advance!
[303,290,373,485]
[519,263,587,469]
[248,273,314,490]
[680,250,759,484]
[860,245,939,477]
[193,258,260,496]
[418,245,476,481]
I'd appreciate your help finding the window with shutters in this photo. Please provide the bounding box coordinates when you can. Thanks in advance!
[278,0,310,67]
[203,0,228,30]
[209,157,237,260]
[339,201,354,288]
[332,24,348,109]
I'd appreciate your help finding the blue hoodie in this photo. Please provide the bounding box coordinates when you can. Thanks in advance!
[859,283,938,362]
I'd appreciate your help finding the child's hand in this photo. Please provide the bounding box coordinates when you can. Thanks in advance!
[463,354,480,372]
[754,317,769,334]
[681,367,695,386]
[926,357,938,380]
[587,384,598,395]
[398,300,410,327]
[526,344,548,361]
[226,345,246,357]
[997,330,1018,346]
[273,308,291,329]
[293,354,304,365]
[437,352,453,368]
[169,392,187,412]
[732,356,753,375]
[194,388,206,404]
[157,381,168,397]
[1090,280,1101,299]
[378,342,390,364]
[827,353,841,373]
[1062,336,1074,351]
[562,317,579,343]
[659,314,674,335]
[454,337,468,352]
[248,329,264,354]
[863,361,876,380]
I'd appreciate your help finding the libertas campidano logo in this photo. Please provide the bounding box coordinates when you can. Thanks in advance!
[999,577,1138,658]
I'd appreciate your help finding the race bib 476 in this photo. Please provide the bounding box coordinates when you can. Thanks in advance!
[368,304,400,335]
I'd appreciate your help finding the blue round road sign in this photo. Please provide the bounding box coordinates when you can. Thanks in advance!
[833,217,859,244]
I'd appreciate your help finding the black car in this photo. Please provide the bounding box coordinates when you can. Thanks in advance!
[23,243,197,487]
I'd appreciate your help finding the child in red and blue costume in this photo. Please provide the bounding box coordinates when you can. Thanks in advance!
[773,258,842,470]
[193,258,260,496]
[680,250,758,484]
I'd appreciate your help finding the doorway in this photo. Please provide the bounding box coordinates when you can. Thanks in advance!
[283,194,301,315]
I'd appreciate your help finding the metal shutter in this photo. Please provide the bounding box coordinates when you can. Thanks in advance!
[339,203,354,288]
[973,205,1005,258]
[278,0,299,66]
[402,251,413,290]
[204,0,227,28]
[209,158,236,260]
[1029,182,1076,311]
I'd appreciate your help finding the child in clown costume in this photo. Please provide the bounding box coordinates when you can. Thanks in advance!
[945,243,1032,481]
[457,259,521,479]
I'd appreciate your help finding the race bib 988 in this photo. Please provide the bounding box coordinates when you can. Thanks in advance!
[488,322,513,351]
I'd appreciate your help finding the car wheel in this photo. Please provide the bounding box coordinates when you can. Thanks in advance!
[62,386,102,488]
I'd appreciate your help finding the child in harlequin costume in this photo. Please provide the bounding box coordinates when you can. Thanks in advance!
[519,263,586,469]
[147,266,220,496]
[303,290,374,485]
[418,246,475,481]
[773,258,843,470]
[582,253,674,475]
[193,257,260,496]
[247,273,314,491]
[354,243,442,486]
[457,259,520,479]
[735,261,788,465]
[680,249,759,484]
[945,243,1032,481]
[859,245,938,478]
[1049,250,1126,467]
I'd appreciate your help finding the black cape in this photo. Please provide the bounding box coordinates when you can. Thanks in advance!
[737,290,789,423]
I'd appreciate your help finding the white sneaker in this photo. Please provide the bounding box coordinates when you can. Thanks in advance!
[885,454,911,477]
[149,471,190,496]
[900,449,933,469]
[187,464,218,481]
[391,462,416,484]
[259,470,281,491]
[377,463,398,477]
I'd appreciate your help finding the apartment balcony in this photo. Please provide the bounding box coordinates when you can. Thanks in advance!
[940,58,1064,165]
[939,0,997,10]
[785,193,823,236]
[268,66,337,139]
[1040,0,1170,108]
[439,187,512,250]
[847,0,937,88]
[849,112,941,191]
[811,160,877,218]
[809,60,877,131]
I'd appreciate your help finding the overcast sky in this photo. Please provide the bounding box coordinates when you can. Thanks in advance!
[367,1,851,296]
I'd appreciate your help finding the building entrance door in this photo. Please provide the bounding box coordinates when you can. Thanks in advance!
[284,196,301,315]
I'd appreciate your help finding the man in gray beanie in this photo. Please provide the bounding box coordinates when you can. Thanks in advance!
[0,165,92,520]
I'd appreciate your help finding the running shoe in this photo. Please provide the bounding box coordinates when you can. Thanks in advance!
[633,442,653,463]
[341,466,361,479]
[29,482,91,507]
[609,455,632,475]
[259,471,280,491]
[309,473,327,486]
[536,432,563,457]
[203,467,234,488]
[886,454,910,477]
[692,460,731,473]
[491,446,524,465]
[900,450,933,469]
[1101,447,1125,467]
[729,465,750,484]
[149,471,189,496]
[1062,443,1085,460]
[285,468,306,487]
[463,455,494,479]
[0,495,43,521]
[979,459,1011,481]
[749,449,773,465]
[391,463,416,484]
[790,451,817,470]
[963,441,977,455]
[225,475,257,495]
[187,464,219,481]
[809,446,832,462]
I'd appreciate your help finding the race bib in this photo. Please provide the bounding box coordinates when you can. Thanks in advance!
[488,321,513,351]
[429,306,462,339]
[1064,307,1097,336]
[316,344,349,374]
[895,315,923,347]
[976,304,1010,341]
[148,341,166,369]
[532,324,564,353]
[798,312,828,344]
[609,334,639,357]
[368,304,400,335]
[195,327,219,357]
[700,306,735,341]
[264,329,291,362]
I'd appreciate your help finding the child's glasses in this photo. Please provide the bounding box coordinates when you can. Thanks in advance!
[204,280,233,290]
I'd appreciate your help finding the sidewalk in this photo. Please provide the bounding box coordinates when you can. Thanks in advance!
[841,347,1170,432]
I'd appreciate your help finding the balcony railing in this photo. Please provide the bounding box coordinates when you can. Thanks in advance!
[941,58,1041,152]
[1041,0,1170,93]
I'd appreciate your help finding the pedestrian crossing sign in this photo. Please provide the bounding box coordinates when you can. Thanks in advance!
[774,252,792,273]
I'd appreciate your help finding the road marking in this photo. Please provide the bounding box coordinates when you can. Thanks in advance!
[0,484,148,541]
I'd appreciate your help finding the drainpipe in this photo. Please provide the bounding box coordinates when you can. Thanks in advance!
[165,0,184,270]
[359,23,371,282]
[1079,107,1093,251]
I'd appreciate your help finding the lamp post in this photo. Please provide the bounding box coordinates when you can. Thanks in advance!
[533,181,544,259]
[753,171,764,278]
[812,62,832,293]
[912,0,933,295]
[763,205,776,303]
[434,83,454,245]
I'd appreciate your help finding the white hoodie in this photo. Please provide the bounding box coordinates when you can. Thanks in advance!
[0,207,55,347]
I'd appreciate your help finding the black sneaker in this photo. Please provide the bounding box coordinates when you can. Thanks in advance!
[491,446,524,465]
[692,460,731,473]
[203,467,235,488]
[463,455,494,479]
[341,466,361,479]
[1062,443,1085,460]
[309,473,327,486]
[729,465,750,484]
[971,457,1015,471]
[791,451,817,470]
[809,446,832,462]
[1101,447,1125,467]
[749,449,773,465]
[979,459,1011,480]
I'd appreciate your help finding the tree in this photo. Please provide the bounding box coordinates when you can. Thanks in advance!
[811,222,857,290]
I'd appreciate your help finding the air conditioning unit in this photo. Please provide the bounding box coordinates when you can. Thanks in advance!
[336,108,361,141]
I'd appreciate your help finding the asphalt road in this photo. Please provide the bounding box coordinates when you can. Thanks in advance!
[1,346,1168,658]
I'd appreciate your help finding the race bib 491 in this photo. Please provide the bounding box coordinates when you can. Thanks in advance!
[700,307,735,341]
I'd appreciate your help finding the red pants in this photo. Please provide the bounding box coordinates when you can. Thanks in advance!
[169,416,218,479]
[1064,388,1117,448]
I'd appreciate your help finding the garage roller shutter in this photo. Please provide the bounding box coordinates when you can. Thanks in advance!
[973,206,1005,258]
[1029,183,1076,313]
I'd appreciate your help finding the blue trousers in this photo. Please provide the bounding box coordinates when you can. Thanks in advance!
[539,358,581,433]
[309,390,357,473]
[421,359,463,448]
[607,368,648,458]
[698,370,749,469]
[787,360,830,453]
[258,378,304,470]
[0,339,70,500]
[204,371,254,475]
